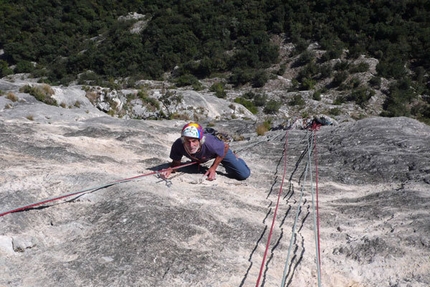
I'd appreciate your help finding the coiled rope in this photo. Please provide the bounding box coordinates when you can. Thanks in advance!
[0,161,197,217]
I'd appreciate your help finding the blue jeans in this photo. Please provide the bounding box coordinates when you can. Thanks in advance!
[221,149,251,180]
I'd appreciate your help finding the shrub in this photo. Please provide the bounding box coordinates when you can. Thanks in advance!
[243,91,255,99]
[252,70,269,88]
[334,61,350,71]
[256,123,268,136]
[320,48,343,62]
[19,84,57,106]
[175,74,200,87]
[277,63,286,75]
[331,71,348,87]
[328,107,341,116]
[0,60,13,78]
[234,97,258,114]
[349,62,369,73]
[192,81,204,91]
[253,93,267,107]
[256,120,271,136]
[300,78,316,90]
[318,64,332,79]
[263,99,281,114]
[14,60,34,73]
[333,95,346,105]
[346,88,375,108]
[368,76,381,88]
[6,92,18,102]
[294,50,315,67]
[313,90,322,101]
[229,68,254,87]
[288,94,305,106]
[210,82,227,98]
[138,90,160,111]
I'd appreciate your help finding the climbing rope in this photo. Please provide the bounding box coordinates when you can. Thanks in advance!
[255,130,289,287]
[280,130,312,287]
[312,127,322,285]
[255,122,322,287]
[0,161,197,217]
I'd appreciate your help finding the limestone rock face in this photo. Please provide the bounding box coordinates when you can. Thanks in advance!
[1,84,430,287]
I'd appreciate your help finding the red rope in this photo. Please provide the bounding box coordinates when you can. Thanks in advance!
[255,131,289,287]
[0,161,197,217]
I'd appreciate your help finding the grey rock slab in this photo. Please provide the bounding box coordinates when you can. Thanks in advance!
[0,93,429,286]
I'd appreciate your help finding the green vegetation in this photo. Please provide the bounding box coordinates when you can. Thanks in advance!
[0,0,429,122]
[19,84,57,106]
[346,87,375,108]
[209,82,227,99]
[288,94,305,107]
[263,99,281,114]
[234,97,258,114]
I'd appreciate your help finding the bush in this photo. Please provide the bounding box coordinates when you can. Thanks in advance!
[252,70,269,88]
[137,90,160,111]
[313,90,322,101]
[277,63,286,75]
[253,93,267,107]
[328,107,341,116]
[256,123,269,136]
[14,60,34,73]
[376,60,406,79]
[263,99,281,114]
[234,97,258,114]
[333,95,346,105]
[6,92,18,102]
[381,78,416,117]
[349,62,369,73]
[318,64,332,79]
[300,78,316,90]
[229,68,254,87]
[331,71,349,87]
[242,91,256,99]
[294,50,315,67]
[209,82,227,98]
[334,61,350,71]
[346,87,375,108]
[368,76,381,88]
[174,74,200,87]
[0,60,13,78]
[19,84,57,106]
[288,94,305,106]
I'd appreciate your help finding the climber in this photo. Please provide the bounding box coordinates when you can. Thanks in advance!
[161,122,251,181]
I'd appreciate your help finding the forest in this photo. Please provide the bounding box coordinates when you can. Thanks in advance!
[1,0,429,122]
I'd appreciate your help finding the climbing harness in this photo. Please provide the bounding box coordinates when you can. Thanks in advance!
[0,161,197,217]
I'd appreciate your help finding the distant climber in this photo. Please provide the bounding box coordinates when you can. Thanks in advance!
[271,115,337,131]
[161,122,251,181]
[313,115,333,126]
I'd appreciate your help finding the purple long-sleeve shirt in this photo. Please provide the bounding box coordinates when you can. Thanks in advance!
[169,134,225,163]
